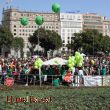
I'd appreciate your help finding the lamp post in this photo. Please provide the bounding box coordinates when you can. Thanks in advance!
[35,16,44,55]
[52,3,61,56]
[37,26,40,55]
[35,15,44,86]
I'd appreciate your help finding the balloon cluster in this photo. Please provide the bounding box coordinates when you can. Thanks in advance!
[68,52,84,69]
[34,58,43,69]
[68,56,75,70]
[75,52,84,67]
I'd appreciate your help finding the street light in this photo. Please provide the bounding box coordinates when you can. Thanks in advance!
[35,16,44,55]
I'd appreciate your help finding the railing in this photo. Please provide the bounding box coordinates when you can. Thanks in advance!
[0,74,110,87]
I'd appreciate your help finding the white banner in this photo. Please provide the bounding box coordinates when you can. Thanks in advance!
[84,76,102,86]
[103,76,110,86]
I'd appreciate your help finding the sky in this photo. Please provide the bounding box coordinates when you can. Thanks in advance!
[0,0,110,22]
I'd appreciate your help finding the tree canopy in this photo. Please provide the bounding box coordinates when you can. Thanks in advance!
[11,37,24,58]
[71,30,110,55]
[28,28,62,55]
[0,26,13,48]
[12,37,24,51]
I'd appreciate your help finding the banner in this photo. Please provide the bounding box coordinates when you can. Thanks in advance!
[4,77,14,87]
[84,76,102,86]
[103,76,110,86]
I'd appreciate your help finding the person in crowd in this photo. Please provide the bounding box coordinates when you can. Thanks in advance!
[78,67,84,86]
[64,70,73,86]
[102,65,106,76]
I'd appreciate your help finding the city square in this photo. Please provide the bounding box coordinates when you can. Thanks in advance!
[0,0,110,110]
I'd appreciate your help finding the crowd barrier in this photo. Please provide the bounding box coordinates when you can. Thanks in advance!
[0,74,110,87]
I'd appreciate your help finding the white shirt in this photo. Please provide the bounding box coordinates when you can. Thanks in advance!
[0,65,2,72]
[78,70,84,78]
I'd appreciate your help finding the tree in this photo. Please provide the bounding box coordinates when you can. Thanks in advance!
[28,28,62,56]
[71,29,110,55]
[0,26,13,54]
[28,35,37,56]
[12,37,24,57]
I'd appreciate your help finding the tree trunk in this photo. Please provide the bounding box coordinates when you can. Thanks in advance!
[29,47,34,57]
[20,49,24,58]
[44,50,47,57]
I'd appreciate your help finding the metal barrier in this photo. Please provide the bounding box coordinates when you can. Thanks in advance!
[0,74,110,87]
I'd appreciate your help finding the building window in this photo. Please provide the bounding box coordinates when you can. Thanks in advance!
[62,33,65,36]
[62,48,65,51]
[14,25,16,28]
[14,29,16,31]
[14,13,16,16]
[68,33,70,36]
[56,30,58,33]
[63,29,65,32]
[56,26,58,29]
[62,44,65,46]
[27,14,29,16]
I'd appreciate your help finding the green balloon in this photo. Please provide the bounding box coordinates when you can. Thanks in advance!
[20,17,28,26]
[52,3,60,13]
[78,63,83,67]
[35,16,44,25]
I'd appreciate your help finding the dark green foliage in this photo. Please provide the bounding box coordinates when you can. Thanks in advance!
[28,28,62,55]
[71,30,110,55]
[0,26,13,48]
[11,37,24,58]
[12,37,24,52]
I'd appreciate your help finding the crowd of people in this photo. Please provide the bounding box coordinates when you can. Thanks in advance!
[0,56,110,86]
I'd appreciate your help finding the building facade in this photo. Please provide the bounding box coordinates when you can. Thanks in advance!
[103,18,110,37]
[60,13,83,51]
[2,8,110,57]
[83,13,103,33]
[2,8,60,57]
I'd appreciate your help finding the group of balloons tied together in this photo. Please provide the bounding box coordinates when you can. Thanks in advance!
[34,51,84,69]
[20,3,60,26]
[68,52,84,70]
